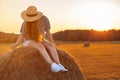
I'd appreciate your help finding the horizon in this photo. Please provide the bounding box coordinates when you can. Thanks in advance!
[0,28,120,34]
[0,0,120,34]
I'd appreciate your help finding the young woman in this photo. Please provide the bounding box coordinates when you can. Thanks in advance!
[11,6,68,73]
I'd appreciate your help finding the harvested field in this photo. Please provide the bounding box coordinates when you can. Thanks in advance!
[0,42,120,80]
[57,42,120,80]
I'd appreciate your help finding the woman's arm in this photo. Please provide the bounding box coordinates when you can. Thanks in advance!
[45,30,53,43]
[11,34,24,49]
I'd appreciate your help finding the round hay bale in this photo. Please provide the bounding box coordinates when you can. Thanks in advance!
[0,47,85,80]
[83,42,90,47]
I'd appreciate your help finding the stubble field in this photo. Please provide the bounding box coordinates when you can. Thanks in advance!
[0,42,120,80]
[56,42,120,80]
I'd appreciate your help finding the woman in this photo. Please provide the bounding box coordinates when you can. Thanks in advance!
[11,6,68,73]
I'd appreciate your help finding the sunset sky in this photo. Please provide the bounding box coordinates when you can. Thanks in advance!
[0,0,120,33]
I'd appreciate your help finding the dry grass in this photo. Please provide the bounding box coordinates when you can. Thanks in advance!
[0,42,120,80]
[0,43,11,56]
[57,42,120,80]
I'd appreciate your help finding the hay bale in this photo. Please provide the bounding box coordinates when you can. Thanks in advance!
[0,47,85,80]
[84,42,90,47]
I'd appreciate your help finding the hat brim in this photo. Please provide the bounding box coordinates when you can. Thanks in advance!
[21,11,43,22]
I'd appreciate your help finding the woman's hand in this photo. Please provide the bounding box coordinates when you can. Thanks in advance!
[11,34,24,49]
[11,43,18,49]
[45,31,53,43]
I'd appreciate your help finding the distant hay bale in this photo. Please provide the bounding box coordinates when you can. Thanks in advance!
[84,42,90,47]
[0,47,85,80]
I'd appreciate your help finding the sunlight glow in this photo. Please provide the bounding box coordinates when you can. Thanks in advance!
[72,1,120,31]
[0,0,120,33]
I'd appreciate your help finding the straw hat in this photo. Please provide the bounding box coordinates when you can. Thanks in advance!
[21,6,43,22]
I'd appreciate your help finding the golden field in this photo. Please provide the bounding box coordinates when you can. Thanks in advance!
[0,42,120,80]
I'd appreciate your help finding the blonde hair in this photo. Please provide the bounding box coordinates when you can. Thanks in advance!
[24,20,43,42]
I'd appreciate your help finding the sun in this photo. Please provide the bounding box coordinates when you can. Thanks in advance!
[72,1,119,31]
[91,25,111,31]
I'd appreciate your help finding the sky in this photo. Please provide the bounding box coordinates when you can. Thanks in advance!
[0,0,120,33]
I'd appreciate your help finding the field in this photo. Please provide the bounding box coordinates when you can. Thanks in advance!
[0,42,120,80]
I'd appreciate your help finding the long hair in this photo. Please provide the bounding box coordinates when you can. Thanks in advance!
[24,20,43,42]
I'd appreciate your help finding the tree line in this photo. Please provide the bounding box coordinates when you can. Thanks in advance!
[0,32,18,43]
[52,29,120,41]
[0,29,120,43]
